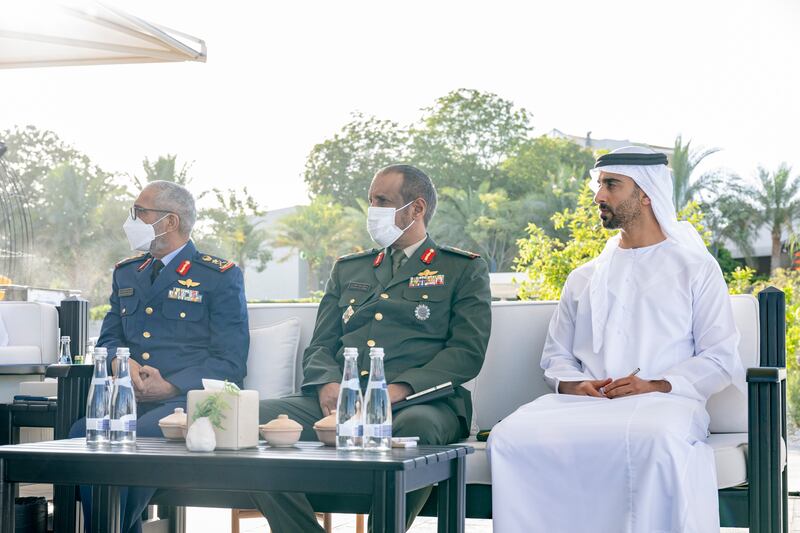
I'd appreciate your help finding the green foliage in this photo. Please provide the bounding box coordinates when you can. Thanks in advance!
[728,267,800,424]
[501,136,595,198]
[191,382,239,430]
[670,135,722,210]
[197,187,271,274]
[271,195,370,292]
[304,113,410,208]
[90,304,111,321]
[132,154,194,189]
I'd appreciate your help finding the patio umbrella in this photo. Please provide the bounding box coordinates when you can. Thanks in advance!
[0,0,206,69]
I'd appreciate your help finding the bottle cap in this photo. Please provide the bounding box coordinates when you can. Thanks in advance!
[369,347,384,357]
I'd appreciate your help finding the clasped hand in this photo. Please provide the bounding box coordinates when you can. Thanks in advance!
[113,357,179,402]
[318,382,413,416]
[559,376,670,398]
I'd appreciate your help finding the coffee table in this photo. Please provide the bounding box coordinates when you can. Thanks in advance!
[0,438,472,533]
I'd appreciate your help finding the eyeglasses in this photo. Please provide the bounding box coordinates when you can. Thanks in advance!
[129,206,173,221]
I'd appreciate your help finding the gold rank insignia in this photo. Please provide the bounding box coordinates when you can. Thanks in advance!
[168,287,203,303]
[342,305,355,324]
[417,269,438,277]
[178,278,200,288]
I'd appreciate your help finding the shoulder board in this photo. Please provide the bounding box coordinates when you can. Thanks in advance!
[115,254,149,269]
[440,245,481,259]
[196,252,236,272]
[336,248,379,262]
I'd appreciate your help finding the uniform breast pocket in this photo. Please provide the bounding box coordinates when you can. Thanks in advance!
[119,297,140,338]
[162,299,207,335]
[401,287,450,328]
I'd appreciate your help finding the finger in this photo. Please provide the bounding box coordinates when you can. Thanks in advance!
[130,370,145,390]
[584,385,605,398]
[607,385,634,399]
[140,365,159,376]
[604,377,631,393]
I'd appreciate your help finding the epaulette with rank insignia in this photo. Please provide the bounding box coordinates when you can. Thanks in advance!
[196,252,236,272]
[115,253,149,269]
[336,248,379,262]
[440,245,480,259]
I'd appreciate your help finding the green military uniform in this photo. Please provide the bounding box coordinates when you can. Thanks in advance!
[252,234,491,532]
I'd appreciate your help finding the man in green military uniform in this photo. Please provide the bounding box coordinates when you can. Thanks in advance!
[251,164,491,531]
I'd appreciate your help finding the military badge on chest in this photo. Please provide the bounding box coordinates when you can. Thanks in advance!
[414,304,431,321]
[342,305,355,324]
[168,287,203,303]
[409,269,445,288]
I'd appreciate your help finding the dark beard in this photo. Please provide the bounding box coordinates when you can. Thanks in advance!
[599,195,640,230]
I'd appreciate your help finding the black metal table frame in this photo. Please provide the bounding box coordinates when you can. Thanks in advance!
[0,438,470,533]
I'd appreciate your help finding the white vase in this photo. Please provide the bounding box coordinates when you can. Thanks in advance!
[185,417,216,452]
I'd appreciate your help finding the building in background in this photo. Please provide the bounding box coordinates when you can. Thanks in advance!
[244,206,309,301]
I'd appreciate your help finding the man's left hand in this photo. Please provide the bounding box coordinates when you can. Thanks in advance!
[388,383,414,404]
[603,376,671,399]
[135,365,179,402]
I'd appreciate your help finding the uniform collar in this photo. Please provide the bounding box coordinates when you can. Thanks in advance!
[391,235,428,260]
[156,241,190,267]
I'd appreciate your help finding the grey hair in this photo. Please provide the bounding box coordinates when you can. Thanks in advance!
[146,181,196,236]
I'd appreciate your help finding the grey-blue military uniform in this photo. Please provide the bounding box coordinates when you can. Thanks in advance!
[70,239,249,533]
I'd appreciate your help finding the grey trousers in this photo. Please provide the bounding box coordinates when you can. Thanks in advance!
[250,393,463,532]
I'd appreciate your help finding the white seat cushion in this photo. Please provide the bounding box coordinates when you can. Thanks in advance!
[0,345,43,365]
[460,432,783,490]
[243,318,301,400]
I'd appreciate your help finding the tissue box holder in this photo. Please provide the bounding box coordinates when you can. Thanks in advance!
[187,389,259,450]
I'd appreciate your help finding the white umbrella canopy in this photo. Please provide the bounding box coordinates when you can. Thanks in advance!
[0,0,206,69]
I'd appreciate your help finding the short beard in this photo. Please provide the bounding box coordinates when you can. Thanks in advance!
[600,190,641,230]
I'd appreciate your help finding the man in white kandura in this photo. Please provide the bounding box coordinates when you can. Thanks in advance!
[489,146,745,533]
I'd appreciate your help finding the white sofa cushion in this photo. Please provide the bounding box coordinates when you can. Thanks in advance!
[0,302,59,364]
[244,317,301,400]
[0,346,43,365]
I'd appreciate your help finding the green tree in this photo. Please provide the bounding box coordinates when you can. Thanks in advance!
[198,188,271,275]
[733,164,800,273]
[132,154,194,189]
[271,195,369,292]
[501,136,595,198]
[670,135,722,209]
[411,88,532,192]
[304,113,410,208]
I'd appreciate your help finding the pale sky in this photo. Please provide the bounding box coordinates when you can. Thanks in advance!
[1,0,798,211]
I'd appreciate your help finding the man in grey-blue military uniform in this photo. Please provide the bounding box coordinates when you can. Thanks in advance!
[70,180,249,533]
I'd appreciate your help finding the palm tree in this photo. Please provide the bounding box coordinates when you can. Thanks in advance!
[736,164,800,273]
[671,136,722,209]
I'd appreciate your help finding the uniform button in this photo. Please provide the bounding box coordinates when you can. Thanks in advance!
[145,307,153,315]
[349,298,356,304]
[143,331,151,339]
[180,312,186,319]
[380,293,389,299]
[142,352,150,361]
[367,339,376,347]
[375,313,383,321]
[360,370,369,377]
[422,294,429,300]
[121,308,126,315]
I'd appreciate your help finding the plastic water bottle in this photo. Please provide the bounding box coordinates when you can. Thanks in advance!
[363,347,391,451]
[85,347,110,446]
[58,336,72,364]
[110,347,137,447]
[336,347,363,450]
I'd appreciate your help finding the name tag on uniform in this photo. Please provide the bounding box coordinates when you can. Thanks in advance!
[168,287,203,303]
[409,274,445,288]
[348,282,371,292]
[118,287,135,297]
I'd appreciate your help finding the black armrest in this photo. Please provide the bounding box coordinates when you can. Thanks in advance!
[746,367,787,383]
[746,365,786,530]
[0,364,48,376]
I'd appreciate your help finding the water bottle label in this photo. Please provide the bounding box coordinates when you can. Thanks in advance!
[364,424,392,438]
[337,423,364,437]
[341,378,360,389]
[124,418,137,432]
[91,377,107,386]
[86,417,110,431]
[366,381,387,391]
[116,376,132,387]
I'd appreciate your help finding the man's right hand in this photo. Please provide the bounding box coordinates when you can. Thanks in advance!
[558,378,612,397]
[318,382,340,416]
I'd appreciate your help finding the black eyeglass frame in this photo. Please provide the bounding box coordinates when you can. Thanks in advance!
[129,206,174,221]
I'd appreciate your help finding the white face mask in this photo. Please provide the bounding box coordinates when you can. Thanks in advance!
[123,213,169,252]
[366,201,415,248]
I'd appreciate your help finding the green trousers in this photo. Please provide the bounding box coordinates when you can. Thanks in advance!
[250,393,464,532]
